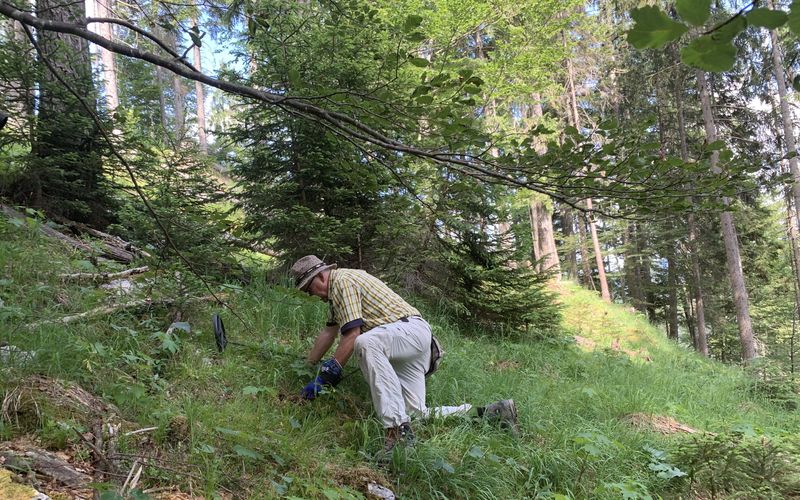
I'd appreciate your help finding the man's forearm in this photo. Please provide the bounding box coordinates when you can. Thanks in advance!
[307,325,338,364]
[332,326,361,366]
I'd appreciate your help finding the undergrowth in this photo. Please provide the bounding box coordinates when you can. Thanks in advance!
[2,213,800,499]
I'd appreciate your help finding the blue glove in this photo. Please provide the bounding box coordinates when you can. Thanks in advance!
[301,358,343,400]
[302,376,326,400]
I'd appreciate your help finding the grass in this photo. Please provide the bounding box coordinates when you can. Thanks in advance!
[2,214,800,499]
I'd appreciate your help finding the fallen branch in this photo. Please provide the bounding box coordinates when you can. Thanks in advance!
[123,426,159,437]
[0,204,142,263]
[0,447,93,487]
[25,294,224,328]
[59,266,150,283]
[51,215,152,259]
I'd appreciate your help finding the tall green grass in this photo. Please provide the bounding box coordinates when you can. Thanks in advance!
[2,215,800,498]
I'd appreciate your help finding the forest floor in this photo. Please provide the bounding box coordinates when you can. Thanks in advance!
[2,211,800,499]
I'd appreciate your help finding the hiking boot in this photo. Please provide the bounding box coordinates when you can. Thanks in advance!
[478,399,520,436]
[383,422,415,454]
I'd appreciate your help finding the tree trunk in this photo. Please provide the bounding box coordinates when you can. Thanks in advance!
[564,31,609,299]
[167,30,186,141]
[676,64,709,356]
[586,198,611,301]
[577,213,595,290]
[682,290,696,348]
[561,208,579,280]
[529,199,561,279]
[697,69,757,362]
[192,16,208,154]
[95,0,118,111]
[666,245,679,340]
[625,223,646,313]
[687,214,709,356]
[767,6,800,317]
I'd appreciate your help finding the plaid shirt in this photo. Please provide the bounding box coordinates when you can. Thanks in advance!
[326,269,420,333]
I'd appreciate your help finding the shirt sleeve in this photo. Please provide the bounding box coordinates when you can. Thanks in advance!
[332,275,365,333]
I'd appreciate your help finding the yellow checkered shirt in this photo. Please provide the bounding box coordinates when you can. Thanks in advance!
[326,269,420,333]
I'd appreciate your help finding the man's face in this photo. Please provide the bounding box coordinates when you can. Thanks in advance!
[306,272,329,301]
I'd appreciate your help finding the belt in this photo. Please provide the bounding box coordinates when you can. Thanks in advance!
[399,315,421,323]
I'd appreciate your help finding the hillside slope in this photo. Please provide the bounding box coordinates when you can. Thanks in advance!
[1,214,799,499]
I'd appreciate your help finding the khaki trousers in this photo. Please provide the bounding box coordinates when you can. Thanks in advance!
[354,316,431,428]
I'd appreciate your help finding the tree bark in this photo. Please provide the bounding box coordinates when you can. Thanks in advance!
[666,245,679,340]
[687,214,709,356]
[169,29,186,142]
[192,16,208,154]
[577,212,595,290]
[95,0,118,111]
[529,199,561,278]
[676,64,709,356]
[697,69,757,362]
[586,198,611,301]
[561,208,578,280]
[625,223,647,314]
[682,289,696,348]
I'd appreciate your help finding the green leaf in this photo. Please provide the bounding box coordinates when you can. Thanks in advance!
[411,85,431,97]
[789,1,800,36]
[409,57,429,68]
[793,75,800,92]
[681,36,736,72]
[233,444,263,460]
[432,457,455,473]
[467,446,485,458]
[649,462,687,479]
[403,14,423,32]
[407,31,427,42]
[195,443,216,453]
[710,15,748,43]
[242,386,263,396]
[416,95,434,104]
[676,0,711,26]
[747,8,788,29]
[627,6,689,49]
[169,321,191,333]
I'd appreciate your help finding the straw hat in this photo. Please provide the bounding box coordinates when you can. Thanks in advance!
[291,255,337,291]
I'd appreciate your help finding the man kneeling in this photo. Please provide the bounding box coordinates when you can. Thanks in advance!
[292,255,519,453]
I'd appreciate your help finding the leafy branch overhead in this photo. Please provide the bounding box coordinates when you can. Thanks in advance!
[0,1,756,217]
[627,1,800,73]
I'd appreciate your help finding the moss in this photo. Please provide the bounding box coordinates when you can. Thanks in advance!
[0,468,40,500]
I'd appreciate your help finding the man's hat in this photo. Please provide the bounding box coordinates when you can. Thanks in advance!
[291,255,336,291]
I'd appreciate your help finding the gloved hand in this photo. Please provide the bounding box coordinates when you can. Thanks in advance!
[302,376,326,400]
[301,358,343,400]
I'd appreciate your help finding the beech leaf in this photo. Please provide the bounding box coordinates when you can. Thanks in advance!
[627,6,689,49]
[676,0,711,26]
[747,8,788,29]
